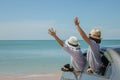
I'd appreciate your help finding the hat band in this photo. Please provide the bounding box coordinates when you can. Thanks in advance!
[90,34,100,37]
[68,41,78,47]
[90,34,101,39]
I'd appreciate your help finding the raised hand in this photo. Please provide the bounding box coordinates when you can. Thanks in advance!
[74,17,79,26]
[48,28,56,37]
[48,27,64,47]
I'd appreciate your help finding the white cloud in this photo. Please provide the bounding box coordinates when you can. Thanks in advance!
[0,21,84,40]
[0,21,55,40]
[0,21,119,40]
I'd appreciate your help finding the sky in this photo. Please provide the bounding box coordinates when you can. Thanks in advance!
[0,0,120,40]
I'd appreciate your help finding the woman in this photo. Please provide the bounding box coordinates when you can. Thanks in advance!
[48,28,86,79]
[74,17,103,74]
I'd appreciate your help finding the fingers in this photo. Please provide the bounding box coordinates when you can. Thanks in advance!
[51,28,56,32]
[87,68,93,73]
[74,17,78,21]
[51,27,54,31]
[48,28,51,34]
[48,28,52,35]
[48,28,56,36]
[74,17,79,25]
[75,17,78,20]
[48,28,55,33]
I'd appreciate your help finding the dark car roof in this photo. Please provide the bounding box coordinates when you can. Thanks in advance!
[100,45,120,54]
[82,45,120,55]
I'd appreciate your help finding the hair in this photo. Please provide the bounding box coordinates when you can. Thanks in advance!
[89,37,101,44]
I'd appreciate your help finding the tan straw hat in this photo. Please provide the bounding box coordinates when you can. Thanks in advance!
[90,28,101,39]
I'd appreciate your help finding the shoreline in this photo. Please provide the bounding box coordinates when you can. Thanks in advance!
[0,73,61,80]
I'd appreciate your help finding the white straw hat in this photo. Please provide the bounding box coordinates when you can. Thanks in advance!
[65,36,80,48]
[90,28,101,39]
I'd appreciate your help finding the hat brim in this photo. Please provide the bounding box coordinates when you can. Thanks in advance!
[90,35,101,39]
[65,39,80,48]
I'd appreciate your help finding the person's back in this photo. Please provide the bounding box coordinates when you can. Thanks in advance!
[63,36,86,72]
[87,39,103,74]
[48,28,86,79]
[74,17,103,74]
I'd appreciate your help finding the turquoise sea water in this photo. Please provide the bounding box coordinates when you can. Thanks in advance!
[0,40,120,75]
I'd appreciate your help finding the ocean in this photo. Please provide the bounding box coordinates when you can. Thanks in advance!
[0,40,120,75]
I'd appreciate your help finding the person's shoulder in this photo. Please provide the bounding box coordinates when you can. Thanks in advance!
[63,43,69,49]
[90,39,97,44]
[63,43,67,47]
[89,39,99,48]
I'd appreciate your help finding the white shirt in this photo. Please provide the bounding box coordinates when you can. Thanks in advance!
[63,44,85,72]
[87,40,102,71]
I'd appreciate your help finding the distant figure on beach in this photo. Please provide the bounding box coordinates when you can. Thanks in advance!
[48,28,86,77]
[74,17,104,75]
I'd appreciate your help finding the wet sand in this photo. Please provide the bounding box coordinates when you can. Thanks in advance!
[0,73,61,80]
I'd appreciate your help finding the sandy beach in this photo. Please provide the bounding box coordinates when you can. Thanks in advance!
[0,73,61,80]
